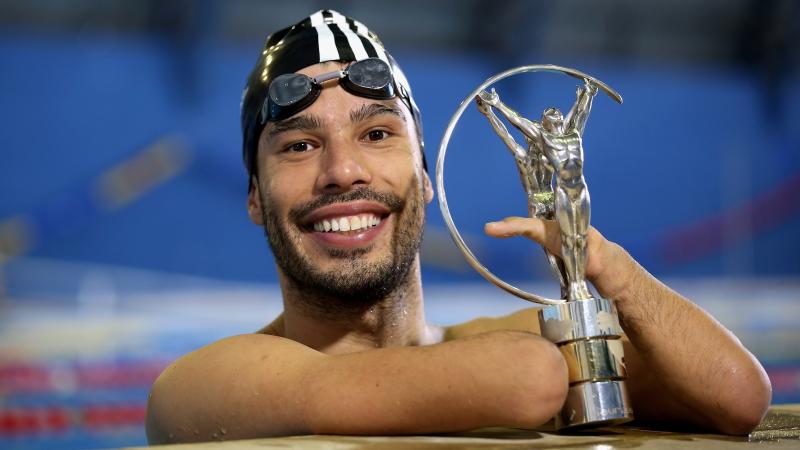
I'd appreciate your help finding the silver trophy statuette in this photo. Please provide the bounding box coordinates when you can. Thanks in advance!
[436,65,633,429]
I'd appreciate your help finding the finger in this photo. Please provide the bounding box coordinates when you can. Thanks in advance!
[484,216,562,255]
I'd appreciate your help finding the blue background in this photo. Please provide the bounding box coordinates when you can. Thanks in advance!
[0,1,798,448]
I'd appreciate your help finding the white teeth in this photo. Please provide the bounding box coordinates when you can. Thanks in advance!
[312,214,382,233]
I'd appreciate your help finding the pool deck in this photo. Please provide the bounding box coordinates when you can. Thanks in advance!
[128,404,800,449]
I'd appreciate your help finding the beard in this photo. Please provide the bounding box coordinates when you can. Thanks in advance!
[259,177,426,314]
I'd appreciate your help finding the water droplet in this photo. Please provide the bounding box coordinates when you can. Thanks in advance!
[168,433,174,439]
[212,432,218,438]
[220,427,227,435]
[193,429,199,435]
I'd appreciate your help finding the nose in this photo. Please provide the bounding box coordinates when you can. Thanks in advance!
[315,139,372,193]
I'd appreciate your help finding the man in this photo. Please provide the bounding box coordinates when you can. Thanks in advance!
[145,10,771,444]
[475,87,567,297]
[477,83,597,301]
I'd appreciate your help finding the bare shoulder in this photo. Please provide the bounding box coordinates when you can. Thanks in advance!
[146,333,322,443]
[444,308,542,341]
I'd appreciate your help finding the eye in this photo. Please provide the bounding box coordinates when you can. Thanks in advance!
[365,129,390,142]
[285,141,313,153]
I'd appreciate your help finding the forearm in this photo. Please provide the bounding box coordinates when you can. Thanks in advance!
[486,113,525,158]
[594,244,771,434]
[493,100,529,133]
[484,217,771,434]
[565,84,596,135]
[148,331,567,443]
[304,330,568,434]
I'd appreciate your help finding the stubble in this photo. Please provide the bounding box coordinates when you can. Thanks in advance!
[259,177,426,317]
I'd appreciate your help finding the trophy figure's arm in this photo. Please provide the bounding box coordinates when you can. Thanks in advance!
[479,89,542,145]
[564,80,598,137]
[477,91,568,297]
[480,103,528,161]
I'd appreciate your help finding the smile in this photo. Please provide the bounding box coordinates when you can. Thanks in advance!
[313,214,382,233]
[300,201,392,249]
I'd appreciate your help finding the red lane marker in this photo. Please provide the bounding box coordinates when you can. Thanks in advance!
[767,367,800,393]
[0,407,72,436]
[81,403,146,429]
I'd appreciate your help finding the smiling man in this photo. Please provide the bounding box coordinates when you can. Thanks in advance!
[145,10,771,444]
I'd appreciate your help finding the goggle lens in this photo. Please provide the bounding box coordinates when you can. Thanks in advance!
[347,59,392,90]
[269,74,314,107]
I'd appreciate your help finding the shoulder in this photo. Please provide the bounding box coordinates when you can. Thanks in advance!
[443,308,542,341]
[152,333,314,389]
[146,333,320,443]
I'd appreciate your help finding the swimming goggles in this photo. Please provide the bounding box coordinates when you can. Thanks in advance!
[259,57,411,124]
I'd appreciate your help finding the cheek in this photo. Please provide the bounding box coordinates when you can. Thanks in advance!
[263,165,317,211]
[366,147,417,185]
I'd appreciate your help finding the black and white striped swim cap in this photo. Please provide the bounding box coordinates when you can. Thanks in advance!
[241,9,424,178]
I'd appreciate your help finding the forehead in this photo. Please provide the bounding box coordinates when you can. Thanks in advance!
[296,60,348,78]
[543,110,563,120]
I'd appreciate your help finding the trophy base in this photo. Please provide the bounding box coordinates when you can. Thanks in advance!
[555,379,634,430]
[538,297,635,430]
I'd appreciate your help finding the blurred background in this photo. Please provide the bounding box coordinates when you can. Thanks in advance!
[0,0,798,448]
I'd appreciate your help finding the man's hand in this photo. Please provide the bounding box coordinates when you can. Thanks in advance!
[475,95,491,115]
[578,80,599,97]
[484,216,633,301]
[484,215,772,435]
[476,88,500,110]
[587,81,599,96]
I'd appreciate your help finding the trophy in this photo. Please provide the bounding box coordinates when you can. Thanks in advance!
[436,65,633,429]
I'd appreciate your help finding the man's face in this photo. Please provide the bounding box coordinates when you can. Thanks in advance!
[542,109,564,134]
[248,61,433,303]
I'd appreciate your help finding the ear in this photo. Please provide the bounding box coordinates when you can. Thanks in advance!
[247,178,265,226]
[422,171,434,204]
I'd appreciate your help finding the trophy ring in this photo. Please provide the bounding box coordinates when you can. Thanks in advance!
[435,64,622,306]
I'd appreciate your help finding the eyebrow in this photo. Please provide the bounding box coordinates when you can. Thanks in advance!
[350,103,406,124]
[266,114,323,140]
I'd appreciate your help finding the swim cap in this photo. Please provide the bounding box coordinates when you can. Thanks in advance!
[240,9,425,180]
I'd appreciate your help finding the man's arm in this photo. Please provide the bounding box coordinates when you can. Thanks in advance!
[146,330,567,443]
[484,217,772,435]
[564,81,597,136]
[478,89,542,141]
[476,95,527,160]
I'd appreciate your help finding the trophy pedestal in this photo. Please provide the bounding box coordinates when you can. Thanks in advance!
[539,297,634,430]
[559,379,632,429]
